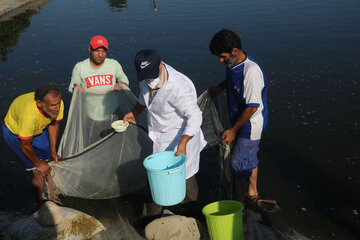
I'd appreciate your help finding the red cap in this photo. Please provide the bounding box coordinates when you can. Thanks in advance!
[90,35,109,50]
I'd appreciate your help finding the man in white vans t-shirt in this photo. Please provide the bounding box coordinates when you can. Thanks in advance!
[68,35,129,143]
[68,35,129,93]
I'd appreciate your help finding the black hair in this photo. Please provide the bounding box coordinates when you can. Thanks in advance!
[209,29,242,56]
[89,46,108,52]
[34,82,61,102]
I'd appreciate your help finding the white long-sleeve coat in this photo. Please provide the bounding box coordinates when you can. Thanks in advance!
[138,63,206,179]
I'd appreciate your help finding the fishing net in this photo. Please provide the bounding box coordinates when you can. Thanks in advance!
[197,91,233,199]
[46,85,152,200]
[197,91,224,148]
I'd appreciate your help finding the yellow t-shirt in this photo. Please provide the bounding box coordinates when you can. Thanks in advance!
[4,92,64,139]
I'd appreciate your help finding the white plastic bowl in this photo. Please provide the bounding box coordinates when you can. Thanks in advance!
[111,120,129,132]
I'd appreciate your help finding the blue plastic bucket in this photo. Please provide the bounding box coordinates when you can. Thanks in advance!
[143,151,186,206]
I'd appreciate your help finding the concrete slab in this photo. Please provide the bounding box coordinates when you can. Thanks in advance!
[0,0,49,21]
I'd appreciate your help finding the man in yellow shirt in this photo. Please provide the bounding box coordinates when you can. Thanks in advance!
[2,82,64,209]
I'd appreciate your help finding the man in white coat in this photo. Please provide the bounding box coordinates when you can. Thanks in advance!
[124,49,206,216]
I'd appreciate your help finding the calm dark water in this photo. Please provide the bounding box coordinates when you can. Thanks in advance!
[0,0,359,239]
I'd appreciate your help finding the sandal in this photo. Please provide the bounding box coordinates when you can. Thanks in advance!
[247,194,280,213]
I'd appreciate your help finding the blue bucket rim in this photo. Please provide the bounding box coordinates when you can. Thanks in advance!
[143,151,187,173]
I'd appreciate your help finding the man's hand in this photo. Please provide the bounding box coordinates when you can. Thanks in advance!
[51,152,61,163]
[123,112,136,122]
[208,80,226,98]
[175,135,192,156]
[221,128,236,145]
[74,83,85,92]
[208,86,222,98]
[176,141,187,156]
[114,83,123,91]
[35,161,51,176]
[222,107,257,145]
[123,102,146,123]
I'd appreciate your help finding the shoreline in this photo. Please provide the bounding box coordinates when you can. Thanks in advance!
[0,0,49,21]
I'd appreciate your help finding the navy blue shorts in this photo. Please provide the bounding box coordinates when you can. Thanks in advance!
[2,123,51,171]
[231,137,260,179]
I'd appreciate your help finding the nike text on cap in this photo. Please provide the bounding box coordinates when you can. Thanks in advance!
[90,35,109,50]
[134,49,161,81]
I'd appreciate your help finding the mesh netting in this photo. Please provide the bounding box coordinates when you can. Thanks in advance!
[197,91,224,148]
[46,85,152,199]
[197,91,233,199]
[46,89,232,200]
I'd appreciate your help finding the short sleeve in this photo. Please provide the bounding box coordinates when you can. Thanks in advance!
[243,67,263,108]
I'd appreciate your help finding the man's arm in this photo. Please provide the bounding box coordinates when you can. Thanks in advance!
[222,65,264,144]
[69,63,82,93]
[20,139,51,176]
[48,121,61,163]
[172,83,203,156]
[176,135,192,156]
[221,107,258,145]
[208,79,226,97]
[114,61,129,91]
[123,102,146,122]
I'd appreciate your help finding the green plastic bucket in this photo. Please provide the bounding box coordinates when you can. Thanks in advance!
[202,200,244,240]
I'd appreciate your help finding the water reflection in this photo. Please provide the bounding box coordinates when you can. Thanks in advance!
[106,0,128,12]
[151,0,157,13]
[105,0,157,13]
[0,11,33,62]
[0,0,50,62]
